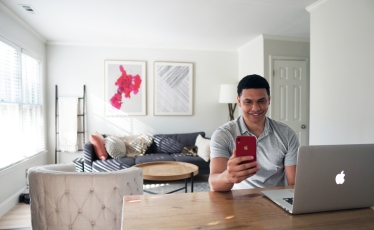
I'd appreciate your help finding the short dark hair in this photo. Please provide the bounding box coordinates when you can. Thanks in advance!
[237,74,270,96]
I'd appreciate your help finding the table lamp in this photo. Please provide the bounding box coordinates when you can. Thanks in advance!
[219,84,237,120]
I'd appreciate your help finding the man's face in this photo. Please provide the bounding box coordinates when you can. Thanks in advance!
[237,88,270,126]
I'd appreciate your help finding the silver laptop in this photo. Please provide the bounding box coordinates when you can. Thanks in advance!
[262,144,374,214]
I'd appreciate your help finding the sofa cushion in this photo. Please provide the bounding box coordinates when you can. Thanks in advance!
[92,157,135,172]
[159,137,184,153]
[117,157,136,168]
[151,132,205,153]
[135,154,174,165]
[170,153,210,169]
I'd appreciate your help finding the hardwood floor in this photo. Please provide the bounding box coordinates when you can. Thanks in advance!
[0,203,31,230]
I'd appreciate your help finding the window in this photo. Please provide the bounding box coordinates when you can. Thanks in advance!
[0,37,45,170]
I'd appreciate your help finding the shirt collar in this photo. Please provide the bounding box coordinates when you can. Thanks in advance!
[238,116,271,137]
[262,117,271,137]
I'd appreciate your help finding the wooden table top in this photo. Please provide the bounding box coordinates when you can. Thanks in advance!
[133,161,198,181]
[121,186,374,230]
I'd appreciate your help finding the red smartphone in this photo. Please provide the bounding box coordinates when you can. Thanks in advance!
[235,135,256,164]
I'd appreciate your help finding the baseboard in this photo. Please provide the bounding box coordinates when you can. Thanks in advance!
[0,186,27,218]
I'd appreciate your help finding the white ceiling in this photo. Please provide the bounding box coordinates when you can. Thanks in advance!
[0,0,318,51]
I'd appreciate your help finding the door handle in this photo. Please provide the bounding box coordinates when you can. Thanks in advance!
[301,124,306,129]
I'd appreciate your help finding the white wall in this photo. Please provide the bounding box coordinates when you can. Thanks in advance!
[0,5,47,217]
[308,0,374,144]
[47,45,238,163]
[238,35,264,79]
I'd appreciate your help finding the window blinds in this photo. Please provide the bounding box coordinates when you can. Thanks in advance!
[0,41,20,102]
[0,38,45,169]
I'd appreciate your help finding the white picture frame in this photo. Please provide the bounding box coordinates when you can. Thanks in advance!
[154,62,193,115]
[105,60,146,116]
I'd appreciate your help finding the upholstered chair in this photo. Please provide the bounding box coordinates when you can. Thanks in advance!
[28,163,143,230]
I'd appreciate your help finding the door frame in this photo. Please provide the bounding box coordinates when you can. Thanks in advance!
[268,55,310,145]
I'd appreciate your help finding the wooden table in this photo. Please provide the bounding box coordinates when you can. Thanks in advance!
[121,186,374,229]
[133,161,198,194]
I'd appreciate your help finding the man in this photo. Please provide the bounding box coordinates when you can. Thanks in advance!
[209,74,299,191]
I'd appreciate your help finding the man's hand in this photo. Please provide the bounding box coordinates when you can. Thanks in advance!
[225,148,260,184]
[209,148,260,192]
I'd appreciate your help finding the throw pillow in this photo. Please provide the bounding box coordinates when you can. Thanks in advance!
[181,145,198,157]
[195,134,210,162]
[90,131,108,160]
[104,136,127,159]
[116,134,153,158]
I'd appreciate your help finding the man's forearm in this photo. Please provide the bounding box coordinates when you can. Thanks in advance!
[209,171,234,192]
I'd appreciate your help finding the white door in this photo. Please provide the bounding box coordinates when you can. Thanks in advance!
[272,59,309,146]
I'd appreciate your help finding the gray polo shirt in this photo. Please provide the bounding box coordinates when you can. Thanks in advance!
[210,116,299,189]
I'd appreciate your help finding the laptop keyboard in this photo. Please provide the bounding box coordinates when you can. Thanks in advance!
[283,198,293,205]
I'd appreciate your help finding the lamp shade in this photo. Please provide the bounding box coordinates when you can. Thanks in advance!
[219,84,237,103]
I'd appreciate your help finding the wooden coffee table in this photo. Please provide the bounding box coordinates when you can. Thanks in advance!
[133,161,199,194]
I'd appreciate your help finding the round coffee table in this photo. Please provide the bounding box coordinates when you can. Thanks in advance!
[133,161,199,194]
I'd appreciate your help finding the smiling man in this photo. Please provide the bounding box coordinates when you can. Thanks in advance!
[209,74,300,191]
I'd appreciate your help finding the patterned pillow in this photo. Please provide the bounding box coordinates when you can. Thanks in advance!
[117,134,153,158]
[104,136,127,159]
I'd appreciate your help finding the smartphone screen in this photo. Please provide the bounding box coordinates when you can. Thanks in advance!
[235,135,256,164]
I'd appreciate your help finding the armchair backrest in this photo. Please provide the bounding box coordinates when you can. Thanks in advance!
[28,163,143,230]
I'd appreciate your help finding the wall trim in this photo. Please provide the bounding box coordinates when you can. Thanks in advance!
[47,41,236,52]
[238,34,310,51]
[0,2,46,43]
[0,151,47,177]
[263,34,309,43]
[0,186,27,218]
[306,0,332,12]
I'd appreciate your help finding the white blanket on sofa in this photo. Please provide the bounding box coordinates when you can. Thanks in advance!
[58,97,78,152]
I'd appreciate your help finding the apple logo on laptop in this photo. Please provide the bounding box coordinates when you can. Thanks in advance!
[335,171,345,184]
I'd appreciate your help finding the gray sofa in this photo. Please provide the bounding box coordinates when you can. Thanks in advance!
[84,131,210,175]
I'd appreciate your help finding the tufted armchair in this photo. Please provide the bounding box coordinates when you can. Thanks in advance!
[28,163,143,230]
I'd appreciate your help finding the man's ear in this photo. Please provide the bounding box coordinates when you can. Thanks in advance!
[268,95,271,105]
[237,95,241,107]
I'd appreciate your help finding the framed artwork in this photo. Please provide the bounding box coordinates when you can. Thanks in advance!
[154,62,193,115]
[105,60,146,116]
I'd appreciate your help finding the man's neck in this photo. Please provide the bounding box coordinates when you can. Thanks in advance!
[243,117,266,138]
